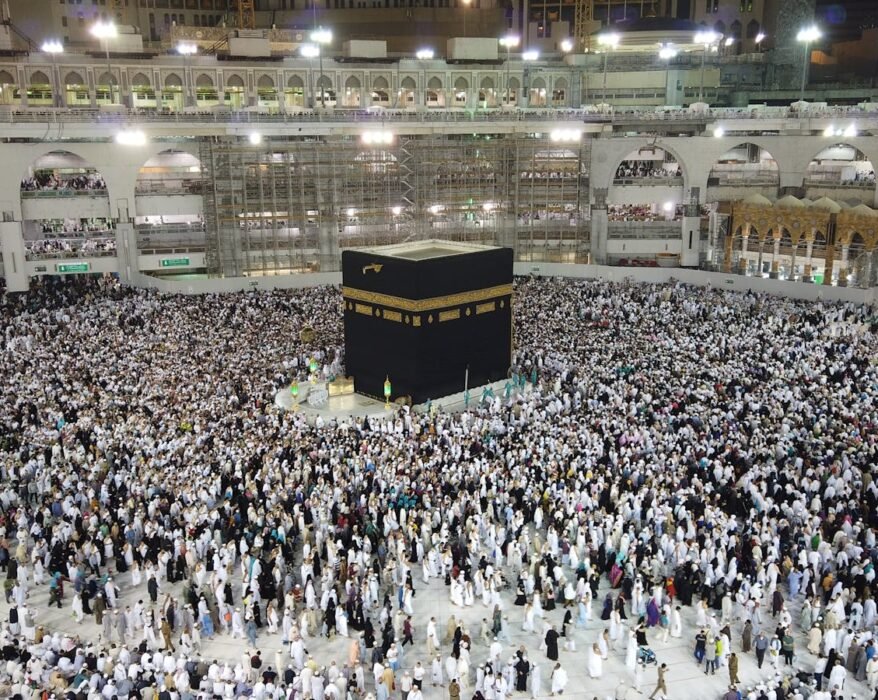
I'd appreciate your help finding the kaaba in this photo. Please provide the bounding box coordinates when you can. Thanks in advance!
[342,240,513,404]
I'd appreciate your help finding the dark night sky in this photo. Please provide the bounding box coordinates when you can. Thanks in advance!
[816,1,878,42]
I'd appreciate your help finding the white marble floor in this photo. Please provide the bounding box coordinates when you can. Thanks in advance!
[4,563,872,700]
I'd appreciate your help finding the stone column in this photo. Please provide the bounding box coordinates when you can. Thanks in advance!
[590,188,609,265]
[114,221,139,286]
[0,221,28,292]
[837,244,849,286]
[802,233,815,282]
[769,235,781,279]
[738,230,750,274]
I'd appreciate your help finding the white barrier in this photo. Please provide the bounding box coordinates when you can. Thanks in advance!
[513,263,876,304]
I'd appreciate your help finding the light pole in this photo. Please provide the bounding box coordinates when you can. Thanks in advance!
[177,42,197,109]
[693,30,720,103]
[91,21,118,104]
[754,32,766,52]
[462,0,471,37]
[500,35,519,106]
[597,32,619,100]
[41,40,63,107]
[311,27,332,109]
[796,25,821,104]
[301,44,320,109]
[522,49,539,106]
[416,49,433,108]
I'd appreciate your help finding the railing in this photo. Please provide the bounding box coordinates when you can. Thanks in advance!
[25,236,117,260]
[803,176,876,188]
[608,222,681,239]
[708,171,779,186]
[135,180,205,195]
[21,188,108,198]
[612,176,683,186]
[2,104,878,131]
[136,224,205,236]
[139,245,206,254]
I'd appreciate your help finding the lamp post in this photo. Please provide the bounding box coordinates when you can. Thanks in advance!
[300,44,320,109]
[754,32,766,52]
[500,35,519,106]
[177,42,197,108]
[597,33,619,100]
[91,21,118,104]
[796,25,821,105]
[416,49,433,108]
[41,40,63,107]
[693,30,720,103]
[311,27,332,108]
[462,0,472,37]
[522,49,539,106]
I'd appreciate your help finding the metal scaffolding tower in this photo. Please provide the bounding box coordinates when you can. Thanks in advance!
[198,134,593,277]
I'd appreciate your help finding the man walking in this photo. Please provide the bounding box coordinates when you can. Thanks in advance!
[649,663,668,699]
[728,652,740,685]
[754,631,768,669]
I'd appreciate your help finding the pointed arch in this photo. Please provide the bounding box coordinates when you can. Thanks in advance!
[130,73,152,88]
[287,75,305,89]
[225,74,245,88]
[372,76,389,89]
[345,75,362,89]
[164,73,183,88]
[400,76,416,89]
[480,76,494,90]
[257,74,275,89]
[454,76,469,90]
[29,71,50,85]
[63,71,85,86]
[195,73,215,88]
[0,70,14,85]
[427,76,443,89]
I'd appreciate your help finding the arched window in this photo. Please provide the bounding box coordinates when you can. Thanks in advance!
[746,20,760,39]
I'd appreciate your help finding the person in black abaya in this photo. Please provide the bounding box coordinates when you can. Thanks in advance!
[545,625,559,661]
[515,654,530,691]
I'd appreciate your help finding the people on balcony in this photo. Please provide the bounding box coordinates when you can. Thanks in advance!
[20,172,107,193]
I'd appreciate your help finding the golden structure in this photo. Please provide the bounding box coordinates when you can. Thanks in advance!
[237,0,256,30]
[726,196,878,286]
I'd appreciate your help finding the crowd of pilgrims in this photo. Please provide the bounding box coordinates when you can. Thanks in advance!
[0,274,877,700]
[20,173,108,193]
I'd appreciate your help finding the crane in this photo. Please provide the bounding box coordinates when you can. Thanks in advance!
[573,0,594,53]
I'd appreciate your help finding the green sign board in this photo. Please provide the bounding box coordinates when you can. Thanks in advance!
[160,257,191,268]
[56,262,90,273]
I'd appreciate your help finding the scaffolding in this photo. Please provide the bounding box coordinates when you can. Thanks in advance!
[199,134,593,277]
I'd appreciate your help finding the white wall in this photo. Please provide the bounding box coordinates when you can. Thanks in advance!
[22,196,111,221]
[26,256,119,276]
[513,262,875,304]
[607,185,683,206]
[134,195,204,217]
[134,271,342,295]
[607,239,681,255]
[138,252,207,271]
